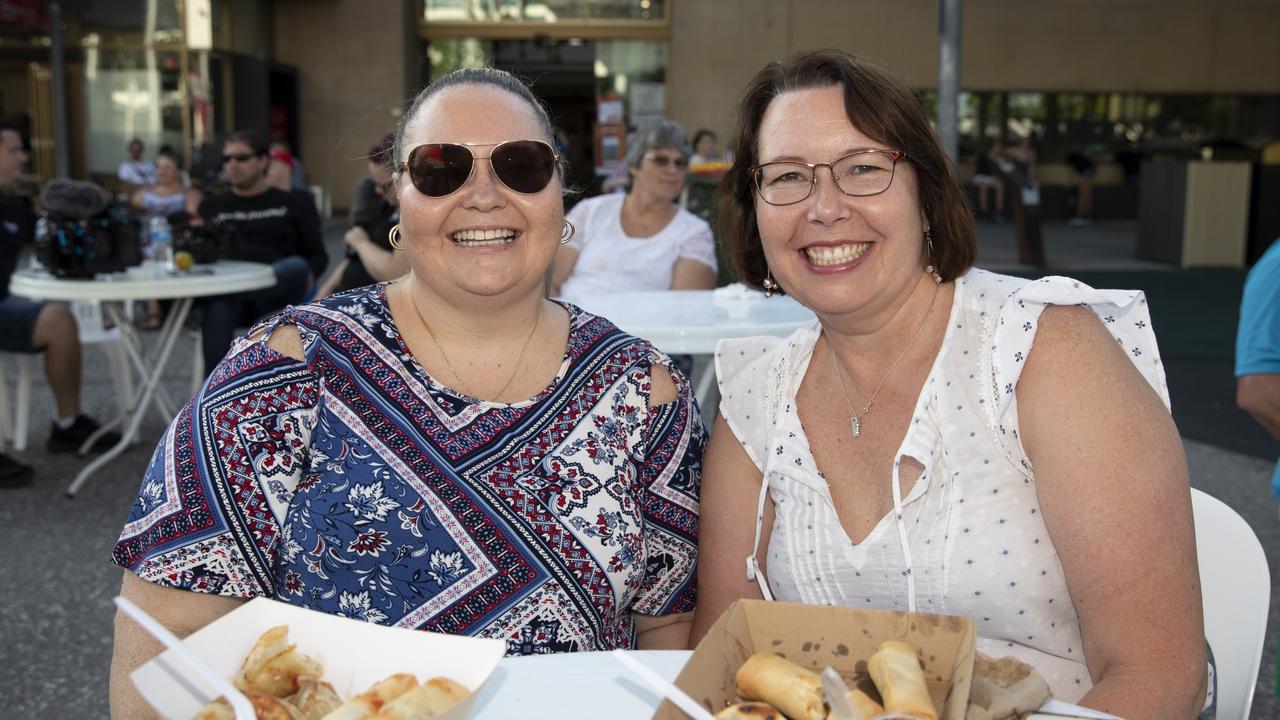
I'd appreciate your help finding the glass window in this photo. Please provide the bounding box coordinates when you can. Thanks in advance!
[82,47,186,175]
[427,39,494,78]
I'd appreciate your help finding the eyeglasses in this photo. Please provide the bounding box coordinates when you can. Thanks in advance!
[222,152,258,164]
[645,153,688,170]
[399,140,559,198]
[750,149,905,206]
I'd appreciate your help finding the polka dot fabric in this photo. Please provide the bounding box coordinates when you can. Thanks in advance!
[715,268,1168,703]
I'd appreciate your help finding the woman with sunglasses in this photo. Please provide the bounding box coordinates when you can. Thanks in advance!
[550,119,717,304]
[691,51,1209,718]
[108,67,704,715]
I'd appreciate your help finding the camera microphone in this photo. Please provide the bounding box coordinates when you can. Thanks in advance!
[41,179,109,221]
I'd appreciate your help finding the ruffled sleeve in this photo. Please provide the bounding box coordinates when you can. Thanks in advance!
[714,334,792,471]
[984,273,1170,474]
[111,311,323,598]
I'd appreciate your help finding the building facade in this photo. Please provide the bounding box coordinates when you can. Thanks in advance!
[2,0,1277,211]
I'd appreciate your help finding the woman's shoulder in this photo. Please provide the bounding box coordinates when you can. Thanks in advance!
[955,267,1169,416]
[567,193,622,219]
[671,206,713,237]
[557,300,674,370]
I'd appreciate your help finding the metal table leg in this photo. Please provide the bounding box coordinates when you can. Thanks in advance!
[65,298,193,498]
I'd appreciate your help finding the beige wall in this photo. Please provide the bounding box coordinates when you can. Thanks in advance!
[272,0,415,212]
[668,0,1280,149]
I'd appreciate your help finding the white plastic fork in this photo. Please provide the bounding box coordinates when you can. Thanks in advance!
[113,596,255,720]
[611,650,716,720]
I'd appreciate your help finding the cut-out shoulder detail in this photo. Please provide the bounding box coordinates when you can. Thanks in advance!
[649,363,678,407]
[261,323,304,361]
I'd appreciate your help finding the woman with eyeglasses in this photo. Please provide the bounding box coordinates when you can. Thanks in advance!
[108,67,704,715]
[691,50,1210,718]
[550,119,718,304]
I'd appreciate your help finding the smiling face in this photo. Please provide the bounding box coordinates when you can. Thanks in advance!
[395,84,563,302]
[754,84,929,319]
[629,146,687,201]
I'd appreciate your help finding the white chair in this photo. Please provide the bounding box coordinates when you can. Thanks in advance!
[0,300,132,451]
[1192,487,1270,719]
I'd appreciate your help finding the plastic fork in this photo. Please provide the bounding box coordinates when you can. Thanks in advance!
[113,596,255,720]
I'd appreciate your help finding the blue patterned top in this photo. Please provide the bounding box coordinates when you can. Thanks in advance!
[112,283,704,654]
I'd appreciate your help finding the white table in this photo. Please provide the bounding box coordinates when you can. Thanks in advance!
[468,649,1116,719]
[9,260,277,496]
[572,289,816,411]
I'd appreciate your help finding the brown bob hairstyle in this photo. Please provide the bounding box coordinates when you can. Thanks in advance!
[718,50,977,291]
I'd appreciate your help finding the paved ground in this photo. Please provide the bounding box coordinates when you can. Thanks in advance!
[1,219,1276,717]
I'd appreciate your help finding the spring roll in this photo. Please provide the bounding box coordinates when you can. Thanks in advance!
[867,640,937,720]
[734,652,826,720]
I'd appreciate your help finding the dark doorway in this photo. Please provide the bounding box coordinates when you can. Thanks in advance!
[268,65,299,154]
[491,39,598,201]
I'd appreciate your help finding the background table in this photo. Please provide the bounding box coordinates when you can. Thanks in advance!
[9,260,276,496]
[572,289,815,411]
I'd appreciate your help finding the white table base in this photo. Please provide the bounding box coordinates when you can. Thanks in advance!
[64,298,195,497]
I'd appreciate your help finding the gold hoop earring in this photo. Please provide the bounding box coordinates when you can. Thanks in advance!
[560,218,576,245]
[924,229,941,284]
[762,271,778,299]
[389,224,404,251]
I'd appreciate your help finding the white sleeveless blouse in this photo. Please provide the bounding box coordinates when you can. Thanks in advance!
[715,268,1169,703]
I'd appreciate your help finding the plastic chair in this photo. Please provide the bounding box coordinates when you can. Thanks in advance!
[1192,488,1270,719]
[0,300,132,451]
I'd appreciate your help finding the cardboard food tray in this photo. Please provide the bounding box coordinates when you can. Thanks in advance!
[131,597,506,720]
[655,600,976,720]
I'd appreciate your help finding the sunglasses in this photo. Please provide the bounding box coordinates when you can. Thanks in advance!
[399,140,559,198]
[222,152,259,164]
[646,153,688,169]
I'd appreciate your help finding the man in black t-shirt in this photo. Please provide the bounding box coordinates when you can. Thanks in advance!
[0,123,120,486]
[196,130,328,372]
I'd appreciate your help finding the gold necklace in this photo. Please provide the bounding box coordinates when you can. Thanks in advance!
[828,281,940,438]
[400,282,541,401]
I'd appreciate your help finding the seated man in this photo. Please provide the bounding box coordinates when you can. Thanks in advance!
[0,122,119,487]
[196,130,328,373]
[116,137,156,192]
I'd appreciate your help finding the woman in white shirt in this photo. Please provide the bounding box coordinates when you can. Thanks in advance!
[551,119,717,303]
[691,50,1208,719]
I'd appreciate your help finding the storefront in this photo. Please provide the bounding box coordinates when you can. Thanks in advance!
[0,0,296,191]
[421,0,671,194]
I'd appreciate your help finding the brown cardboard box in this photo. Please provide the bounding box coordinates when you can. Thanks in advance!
[655,600,975,720]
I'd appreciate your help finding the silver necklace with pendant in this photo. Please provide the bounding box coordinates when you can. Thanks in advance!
[828,281,940,438]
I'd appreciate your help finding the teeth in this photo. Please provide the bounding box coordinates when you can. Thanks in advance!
[804,243,869,266]
[451,228,517,245]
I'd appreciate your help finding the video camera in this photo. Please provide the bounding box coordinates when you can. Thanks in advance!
[167,211,238,265]
[34,179,144,278]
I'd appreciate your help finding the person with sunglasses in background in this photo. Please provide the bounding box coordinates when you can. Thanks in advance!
[550,118,718,304]
[108,67,705,716]
[191,130,328,374]
[691,50,1211,719]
